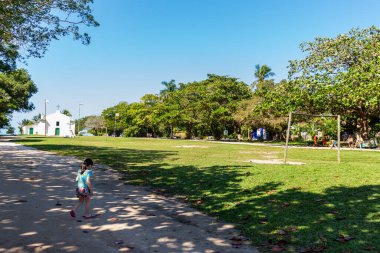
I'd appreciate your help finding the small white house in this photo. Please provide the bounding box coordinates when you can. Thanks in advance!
[22,110,76,137]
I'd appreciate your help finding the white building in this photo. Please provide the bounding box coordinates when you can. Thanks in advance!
[22,110,76,137]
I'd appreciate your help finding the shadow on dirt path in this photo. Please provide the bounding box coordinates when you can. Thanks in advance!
[0,140,259,253]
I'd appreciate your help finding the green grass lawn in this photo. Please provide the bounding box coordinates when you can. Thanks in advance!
[14,136,380,252]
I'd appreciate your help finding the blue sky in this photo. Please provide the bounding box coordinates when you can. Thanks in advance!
[9,0,380,129]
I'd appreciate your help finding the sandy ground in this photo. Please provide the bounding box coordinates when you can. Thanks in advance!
[0,140,259,253]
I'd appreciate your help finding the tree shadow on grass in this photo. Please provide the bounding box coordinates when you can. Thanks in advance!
[0,142,259,253]
[13,142,177,172]
[122,163,380,252]
[10,138,380,252]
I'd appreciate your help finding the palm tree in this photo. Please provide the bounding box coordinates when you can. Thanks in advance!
[252,64,275,91]
[254,64,275,82]
[160,79,177,97]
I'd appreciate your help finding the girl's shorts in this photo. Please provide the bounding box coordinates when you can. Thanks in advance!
[76,187,90,198]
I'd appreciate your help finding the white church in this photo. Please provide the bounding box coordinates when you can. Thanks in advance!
[22,110,76,137]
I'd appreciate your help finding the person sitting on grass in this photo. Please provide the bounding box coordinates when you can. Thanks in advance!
[70,158,96,219]
[347,134,354,148]
[355,134,363,149]
[330,139,337,148]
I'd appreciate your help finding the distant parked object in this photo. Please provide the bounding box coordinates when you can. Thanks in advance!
[79,128,94,136]
[81,133,94,136]
[252,128,267,140]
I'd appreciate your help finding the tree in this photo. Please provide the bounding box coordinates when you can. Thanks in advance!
[32,113,42,123]
[84,115,105,135]
[6,126,15,135]
[255,26,380,139]
[18,118,34,134]
[287,26,380,138]
[254,64,275,82]
[252,64,275,91]
[0,69,38,127]
[61,109,72,117]
[0,0,99,72]
[160,79,177,98]
[0,0,98,127]
[177,74,252,139]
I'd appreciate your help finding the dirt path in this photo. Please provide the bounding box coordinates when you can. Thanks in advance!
[0,141,259,253]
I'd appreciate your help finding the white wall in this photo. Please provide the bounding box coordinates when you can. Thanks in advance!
[23,111,75,137]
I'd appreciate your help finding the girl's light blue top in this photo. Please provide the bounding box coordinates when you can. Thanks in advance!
[77,169,93,189]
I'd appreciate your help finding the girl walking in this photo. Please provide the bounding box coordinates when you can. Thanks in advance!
[70,158,96,219]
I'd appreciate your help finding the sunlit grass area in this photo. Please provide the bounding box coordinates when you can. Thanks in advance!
[15,136,380,252]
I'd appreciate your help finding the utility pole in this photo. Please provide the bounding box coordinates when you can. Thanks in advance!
[113,113,119,137]
[78,103,83,137]
[44,99,49,136]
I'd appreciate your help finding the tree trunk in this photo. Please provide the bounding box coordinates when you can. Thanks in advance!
[358,117,369,139]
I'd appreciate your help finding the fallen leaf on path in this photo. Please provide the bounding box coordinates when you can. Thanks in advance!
[271,245,285,252]
[319,235,327,242]
[229,236,243,242]
[259,217,268,224]
[315,199,328,204]
[275,239,288,246]
[231,242,242,248]
[195,199,203,205]
[241,214,251,221]
[108,218,119,222]
[312,245,326,252]
[298,245,327,252]
[286,227,298,232]
[335,235,355,243]
[298,248,312,253]
[114,240,124,245]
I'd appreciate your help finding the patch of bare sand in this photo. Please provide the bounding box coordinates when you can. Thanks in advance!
[174,145,209,148]
[247,159,305,165]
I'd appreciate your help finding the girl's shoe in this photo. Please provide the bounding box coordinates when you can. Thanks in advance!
[70,210,76,218]
[82,214,98,219]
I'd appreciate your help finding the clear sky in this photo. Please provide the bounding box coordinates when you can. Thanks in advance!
[9,0,380,129]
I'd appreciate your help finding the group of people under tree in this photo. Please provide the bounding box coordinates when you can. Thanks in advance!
[313,132,367,149]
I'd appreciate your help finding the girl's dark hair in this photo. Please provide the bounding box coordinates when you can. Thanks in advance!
[84,158,94,166]
[81,158,94,174]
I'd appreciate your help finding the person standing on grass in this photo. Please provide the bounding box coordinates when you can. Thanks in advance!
[313,134,318,147]
[70,158,96,219]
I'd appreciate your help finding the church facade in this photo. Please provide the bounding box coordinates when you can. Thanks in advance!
[22,110,76,137]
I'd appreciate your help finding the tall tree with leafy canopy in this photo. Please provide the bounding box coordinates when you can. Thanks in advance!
[84,115,105,135]
[254,64,275,82]
[0,0,99,72]
[61,109,72,117]
[256,26,380,138]
[0,0,98,127]
[160,79,177,98]
[288,26,380,138]
[0,69,37,127]
[252,64,275,92]
[178,74,252,139]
